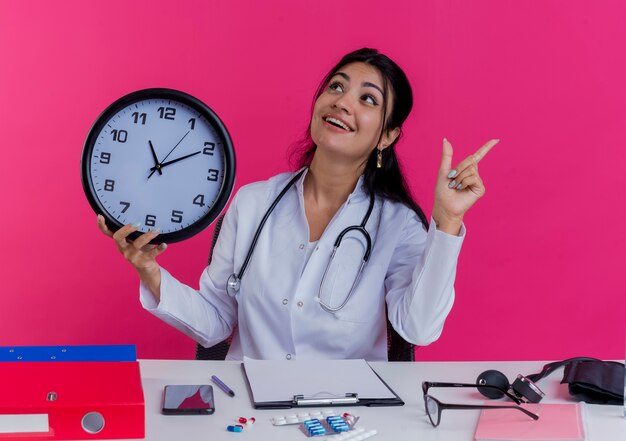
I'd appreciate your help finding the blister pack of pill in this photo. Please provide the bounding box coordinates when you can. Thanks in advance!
[270,409,339,426]
[270,411,367,438]
[298,414,360,437]
[321,427,378,441]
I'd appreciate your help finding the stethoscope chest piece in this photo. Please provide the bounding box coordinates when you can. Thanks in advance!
[227,274,240,296]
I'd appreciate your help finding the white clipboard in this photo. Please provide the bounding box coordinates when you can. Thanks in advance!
[241,357,404,409]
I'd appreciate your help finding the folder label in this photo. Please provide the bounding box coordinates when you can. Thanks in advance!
[0,414,49,434]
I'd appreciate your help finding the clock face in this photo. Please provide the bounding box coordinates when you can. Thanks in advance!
[81,88,236,243]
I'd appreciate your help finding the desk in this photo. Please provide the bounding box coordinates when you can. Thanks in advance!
[135,359,624,441]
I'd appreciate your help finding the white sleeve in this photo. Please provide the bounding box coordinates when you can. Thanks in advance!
[138,193,241,348]
[385,212,465,345]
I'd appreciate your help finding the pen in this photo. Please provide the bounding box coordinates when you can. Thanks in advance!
[212,375,235,397]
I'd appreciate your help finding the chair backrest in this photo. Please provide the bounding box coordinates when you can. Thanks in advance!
[387,318,415,361]
[195,214,415,361]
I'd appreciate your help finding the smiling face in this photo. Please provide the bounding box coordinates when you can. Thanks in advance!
[310,62,399,168]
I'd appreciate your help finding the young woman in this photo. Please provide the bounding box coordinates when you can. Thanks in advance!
[98,48,497,360]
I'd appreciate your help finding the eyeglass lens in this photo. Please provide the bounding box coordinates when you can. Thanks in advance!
[425,395,440,426]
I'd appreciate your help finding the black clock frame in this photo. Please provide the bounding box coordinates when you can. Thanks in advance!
[81,88,236,244]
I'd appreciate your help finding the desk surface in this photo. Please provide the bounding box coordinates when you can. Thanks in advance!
[133,359,625,441]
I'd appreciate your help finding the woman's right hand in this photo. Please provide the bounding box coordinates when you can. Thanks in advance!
[97,214,167,299]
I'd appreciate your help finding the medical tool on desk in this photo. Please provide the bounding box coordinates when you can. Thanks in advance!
[226,168,376,314]
[476,357,625,404]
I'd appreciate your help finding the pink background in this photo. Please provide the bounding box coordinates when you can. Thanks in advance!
[1,1,624,361]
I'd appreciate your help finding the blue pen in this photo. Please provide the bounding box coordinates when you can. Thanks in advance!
[211,375,235,397]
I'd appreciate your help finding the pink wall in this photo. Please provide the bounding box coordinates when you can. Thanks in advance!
[1,0,624,361]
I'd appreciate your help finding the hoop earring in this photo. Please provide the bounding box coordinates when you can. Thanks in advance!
[377,147,383,168]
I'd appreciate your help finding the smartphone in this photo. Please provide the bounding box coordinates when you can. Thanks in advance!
[162,385,215,415]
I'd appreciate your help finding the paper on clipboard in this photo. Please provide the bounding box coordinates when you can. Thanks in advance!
[243,357,396,403]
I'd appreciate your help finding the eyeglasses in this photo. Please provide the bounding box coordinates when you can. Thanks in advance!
[422,381,539,427]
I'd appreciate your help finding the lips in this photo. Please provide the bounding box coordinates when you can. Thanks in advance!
[323,115,353,132]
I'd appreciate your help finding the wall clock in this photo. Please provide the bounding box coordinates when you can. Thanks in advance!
[81,88,235,243]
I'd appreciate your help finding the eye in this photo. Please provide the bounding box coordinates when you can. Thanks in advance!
[328,81,344,93]
[362,94,378,106]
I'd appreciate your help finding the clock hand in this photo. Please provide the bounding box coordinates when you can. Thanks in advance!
[150,150,201,171]
[159,130,190,164]
[148,140,163,175]
[147,131,190,179]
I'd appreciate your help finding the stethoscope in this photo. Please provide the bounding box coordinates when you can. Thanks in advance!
[226,168,375,313]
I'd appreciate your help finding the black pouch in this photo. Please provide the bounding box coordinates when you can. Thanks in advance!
[561,360,625,405]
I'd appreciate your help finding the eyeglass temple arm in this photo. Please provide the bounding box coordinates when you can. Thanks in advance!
[442,402,539,420]
[423,382,523,405]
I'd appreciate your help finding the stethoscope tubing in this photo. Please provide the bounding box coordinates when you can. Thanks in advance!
[226,170,305,296]
[227,169,375,312]
[237,170,305,282]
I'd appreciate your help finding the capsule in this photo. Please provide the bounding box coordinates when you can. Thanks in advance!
[226,425,243,433]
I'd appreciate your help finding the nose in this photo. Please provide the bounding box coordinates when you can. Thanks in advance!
[332,93,354,114]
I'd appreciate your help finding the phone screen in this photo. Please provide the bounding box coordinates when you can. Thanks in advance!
[162,385,215,415]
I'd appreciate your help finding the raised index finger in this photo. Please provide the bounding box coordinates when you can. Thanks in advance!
[473,139,500,163]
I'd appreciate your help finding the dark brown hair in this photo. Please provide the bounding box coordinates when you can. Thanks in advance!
[291,48,428,227]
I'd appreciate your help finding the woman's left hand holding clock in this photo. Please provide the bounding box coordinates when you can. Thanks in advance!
[97,214,167,301]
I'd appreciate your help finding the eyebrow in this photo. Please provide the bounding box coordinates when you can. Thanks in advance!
[333,71,384,96]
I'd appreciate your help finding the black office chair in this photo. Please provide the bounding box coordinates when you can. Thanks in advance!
[195,215,415,361]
